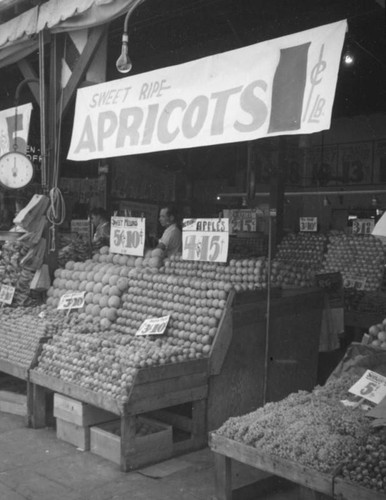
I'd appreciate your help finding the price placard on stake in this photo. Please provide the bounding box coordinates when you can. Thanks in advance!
[349,370,386,405]
[58,291,86,310]
[182,218,229,262]
[110,216,145,256]
[299,217,318,232]
[0,284,15,305]
[136,315,170,336]
[352,218,374,235]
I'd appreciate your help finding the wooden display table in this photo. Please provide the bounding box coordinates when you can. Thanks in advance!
[209,433,334,500]
[29,358,208,471]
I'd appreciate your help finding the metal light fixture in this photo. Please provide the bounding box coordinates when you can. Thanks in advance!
[323,195,331,207]
[116,0,145,74]
[371,195,379,207]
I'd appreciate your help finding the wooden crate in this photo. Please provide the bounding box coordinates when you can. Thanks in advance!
[53,393,116,426]
[56,418,90,451]
[90,415,173,468]
[334,476,386,500]
[0,390,27,417]
[210,433,335,498]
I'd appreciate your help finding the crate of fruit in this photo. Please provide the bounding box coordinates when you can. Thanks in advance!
[90,415,173,468]
[334,477,386,500]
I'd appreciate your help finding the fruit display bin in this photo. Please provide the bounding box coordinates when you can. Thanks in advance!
[209,432,335,499]
[27,286,323,471]
[333,476,386,500]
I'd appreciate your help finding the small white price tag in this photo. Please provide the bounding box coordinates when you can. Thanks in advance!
[0,284,15,305]
[352,219,374,235]
[349,370,386,405]
[299,217,318,232]
[136,315,170,336]
[110,216,145,256]
[182,218,229,263]
[58,291,86,310]
[343,276,367,290]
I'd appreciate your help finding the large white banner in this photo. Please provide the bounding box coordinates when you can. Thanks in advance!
[68,20,347,161]
[0,103,32,156]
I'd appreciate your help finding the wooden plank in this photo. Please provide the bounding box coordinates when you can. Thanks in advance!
[53,393,116,427]
[29,371,122,415]
[127,385,208,415]
[147,409,193,433]
[209,433,334,496]
[130,373,207,401]
[0,390,27,416]
[213,452,233,500]
[0,359,28,380]
[209,291,234,376]
[334,477,385,500]
[135,358,208,384]
[56,418,90,451]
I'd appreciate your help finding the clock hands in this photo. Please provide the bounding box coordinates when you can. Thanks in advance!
[12,157,18,178]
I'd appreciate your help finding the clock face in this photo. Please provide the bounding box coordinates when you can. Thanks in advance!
[0,152,34,189]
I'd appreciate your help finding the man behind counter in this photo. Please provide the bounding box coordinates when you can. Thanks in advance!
[156,205,182,257]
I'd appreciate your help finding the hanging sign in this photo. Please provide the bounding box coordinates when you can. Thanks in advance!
[0,103,32,156]
[57,291,86,310]
[110,216,145,256]
[0,284,15,305]
[182,218,229,262]
[349,370,386,405]
[352,218,375,235]
[136,315,170,336]
[68,20,347,161]
[299,217,318,232]
[228,209,259,233]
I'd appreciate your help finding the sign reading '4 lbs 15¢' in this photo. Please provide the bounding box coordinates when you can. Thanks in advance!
[110,216,145,256]
[182,218,229,263]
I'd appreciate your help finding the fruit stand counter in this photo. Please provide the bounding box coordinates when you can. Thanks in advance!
[29,358,208,471]
[209,433,334,499]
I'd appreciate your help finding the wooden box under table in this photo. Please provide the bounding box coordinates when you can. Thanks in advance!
[334,476,386,500]
[90,416,173,468]
[56,418,92,451]
[53,393,116,427]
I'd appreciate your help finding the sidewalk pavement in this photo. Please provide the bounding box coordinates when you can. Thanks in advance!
[0,410,301,500]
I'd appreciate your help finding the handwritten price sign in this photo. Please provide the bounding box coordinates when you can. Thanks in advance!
[349,370,386,405]
[343,276,367,290]
[58,291,86,310]
[299,217,318,232]
[352,218,374,235]
[136,315,170,336]
[110,216,145,256]
[0,284,15,305]
[182,218,229,263]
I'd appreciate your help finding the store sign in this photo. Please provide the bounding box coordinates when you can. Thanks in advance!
[0,103,32,156]
[349,370,386,405]
[136,315,170,336]
[299,217,318,232]
[0,284,15,305]
[228,209,260,233]
[352,218,374,235]
[182,218,229,263]
[68,21,347,161]
[57,291,86,310]
[110,216,145,256]
[343,276,367,290]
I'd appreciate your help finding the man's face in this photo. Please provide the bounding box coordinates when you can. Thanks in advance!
[91,214,100,227]
[159,208,171,228]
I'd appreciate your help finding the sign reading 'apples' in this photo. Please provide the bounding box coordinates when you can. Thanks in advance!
[182,218,229,263]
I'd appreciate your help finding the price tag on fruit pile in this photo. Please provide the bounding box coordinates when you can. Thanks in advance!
[299,217,318,232]
[0,284,15,305]
[58,291,86,310]
[343,276,367,290]
[136,315,170,336]
[349,370,386,405]
[352,218,374,235]
[110,216,145,256]
[182,218,229,262]
[228,209,259,233]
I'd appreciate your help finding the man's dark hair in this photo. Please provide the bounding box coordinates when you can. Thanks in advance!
[90,207,108,220]
[161,205,178,220]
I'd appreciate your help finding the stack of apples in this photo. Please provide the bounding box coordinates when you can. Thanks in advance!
[366,321,386,350]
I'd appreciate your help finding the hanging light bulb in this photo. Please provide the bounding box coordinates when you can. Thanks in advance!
[116,33,132,73]
[343,43,354,66]
[371,195,378,207]
[323,196,331,207]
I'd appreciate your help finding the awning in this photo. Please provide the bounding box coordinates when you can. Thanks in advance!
[0,0,145,68]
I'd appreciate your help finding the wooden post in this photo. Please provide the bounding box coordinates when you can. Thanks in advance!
[120,410,137,472]
[213,452,233,500]
[269,136,286,251]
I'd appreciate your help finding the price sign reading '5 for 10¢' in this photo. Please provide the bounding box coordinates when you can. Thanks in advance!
[110,216,145,257]
[182,218,229,263]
